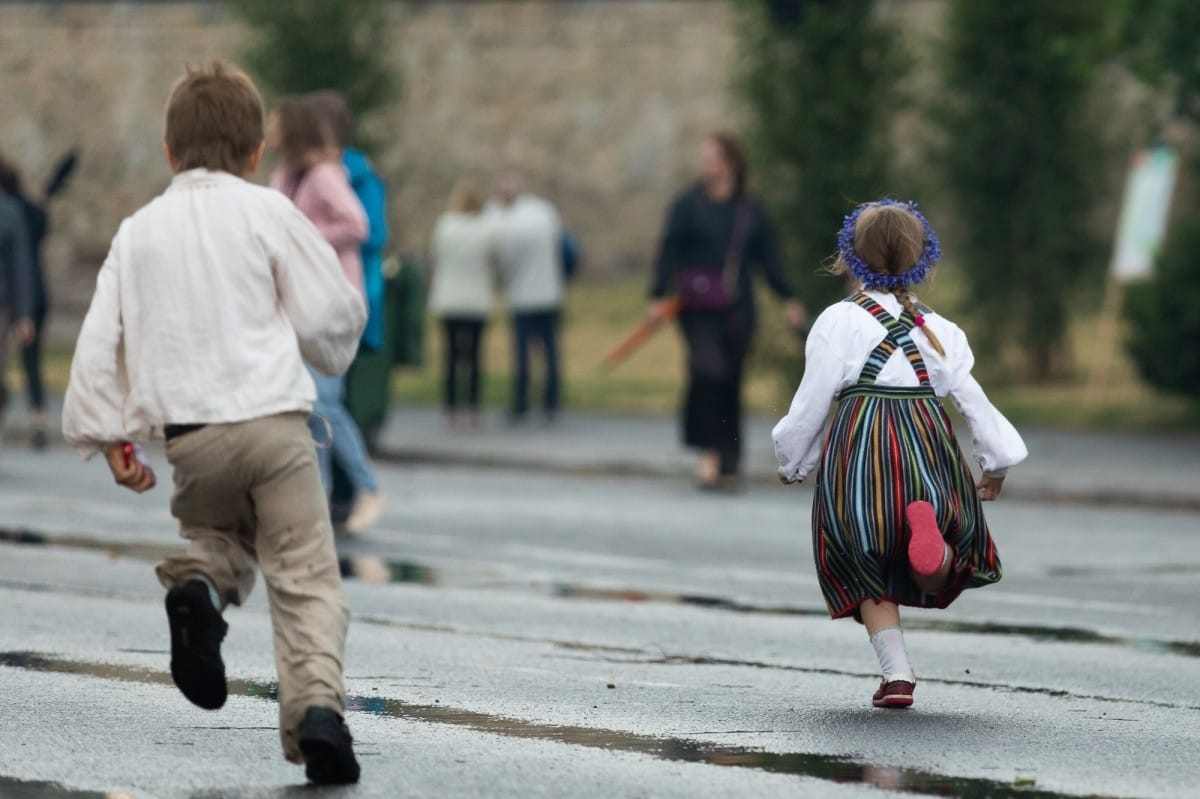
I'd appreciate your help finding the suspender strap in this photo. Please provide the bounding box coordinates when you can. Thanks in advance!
[846,293,931,386]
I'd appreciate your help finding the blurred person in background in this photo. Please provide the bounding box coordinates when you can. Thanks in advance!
[306,91,389,523]
[0,155,55,448]
[491,175,566,425]
[306,91,388,362]
[0,159,37,441]
[269,98,385,534]
[649,132,807,493]
[428,179,498,429]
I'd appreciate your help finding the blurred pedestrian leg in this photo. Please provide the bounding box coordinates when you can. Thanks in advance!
[307,365,385,533]
[680,310,751,482]
[444,318,485,422]
[512,309,560,420]
[20,304,48,448]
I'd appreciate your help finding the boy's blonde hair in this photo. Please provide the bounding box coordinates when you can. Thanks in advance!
[165,60,264,175]
[831,203,946,357]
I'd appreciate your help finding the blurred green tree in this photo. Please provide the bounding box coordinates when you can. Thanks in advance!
[1124,215,1200,398]
[1115,0,1200,129]
[733,0,906,382]
[937,0,1109,381]
[1116,0,1200,398]
[227,0,396,139]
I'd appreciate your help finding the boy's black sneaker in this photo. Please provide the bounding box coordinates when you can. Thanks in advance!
[165,579,228,710]
[298,706,361,785]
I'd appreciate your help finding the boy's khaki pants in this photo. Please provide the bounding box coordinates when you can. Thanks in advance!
[154,412,349,764]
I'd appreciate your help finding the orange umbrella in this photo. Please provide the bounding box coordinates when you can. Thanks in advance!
[602,297,682,370]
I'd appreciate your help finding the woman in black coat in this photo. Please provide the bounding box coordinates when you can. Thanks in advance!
[650,133,806,491]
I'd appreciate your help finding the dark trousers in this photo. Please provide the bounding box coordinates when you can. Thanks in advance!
[511,309,561,417]
[0,305,46,416]
[679,310,753,476]
[21,306,47,412]
[442,317,485,411]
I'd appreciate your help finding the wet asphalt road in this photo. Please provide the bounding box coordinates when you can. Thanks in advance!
[0,446,1197,799]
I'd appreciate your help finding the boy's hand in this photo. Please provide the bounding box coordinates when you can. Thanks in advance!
[104,443,157,493]
[778,470,803,486]
[977,475,1004,502]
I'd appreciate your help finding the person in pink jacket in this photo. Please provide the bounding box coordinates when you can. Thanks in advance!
[269,98,386,533]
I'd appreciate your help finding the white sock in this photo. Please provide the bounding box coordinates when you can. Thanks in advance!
[869,626,915,683]
[192,574,223,612]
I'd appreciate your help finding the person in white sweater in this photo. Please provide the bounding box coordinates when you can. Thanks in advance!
[61,62,363,785]
[490,177,566,422]
[772,199,1027,710]
[428,179,499,427]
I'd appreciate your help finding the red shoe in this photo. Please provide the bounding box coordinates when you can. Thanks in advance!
[906,501,946,577]
[873,679,915,708]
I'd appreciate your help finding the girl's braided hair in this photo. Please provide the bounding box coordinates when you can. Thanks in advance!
[830,201,946,357]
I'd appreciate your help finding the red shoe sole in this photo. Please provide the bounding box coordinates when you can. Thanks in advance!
[873,694,914,708]
[906,501,945,577]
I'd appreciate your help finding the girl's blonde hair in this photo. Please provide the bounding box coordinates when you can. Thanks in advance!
[448,179,486,215]
[830,203,946,357]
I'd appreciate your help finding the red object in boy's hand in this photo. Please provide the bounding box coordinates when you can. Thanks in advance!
[108,442,156,493]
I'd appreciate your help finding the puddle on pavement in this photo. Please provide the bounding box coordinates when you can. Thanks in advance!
[0,774,136,798]
[551,583,830,617]
[339,554,438,586]
[0,527,176,562]
[4,526,1198,660]
[0,651,1118,799]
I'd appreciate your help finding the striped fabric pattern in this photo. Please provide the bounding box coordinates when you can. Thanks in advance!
[812,294,1002,620]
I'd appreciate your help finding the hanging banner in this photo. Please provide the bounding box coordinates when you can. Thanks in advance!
[1110,145,1178,282]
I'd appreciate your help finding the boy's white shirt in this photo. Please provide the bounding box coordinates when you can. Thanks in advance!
[62,169,367,457]
[772,289,1028,483]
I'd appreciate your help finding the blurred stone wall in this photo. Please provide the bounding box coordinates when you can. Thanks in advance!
[0,0,734,342]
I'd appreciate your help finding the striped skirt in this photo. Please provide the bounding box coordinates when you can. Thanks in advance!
[812,384,1002,620]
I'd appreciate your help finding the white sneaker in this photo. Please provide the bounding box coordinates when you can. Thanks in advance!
[345,491,386,534]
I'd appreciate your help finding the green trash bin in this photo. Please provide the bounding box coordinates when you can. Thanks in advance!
[345,254,425,450]
[390,255,426,369]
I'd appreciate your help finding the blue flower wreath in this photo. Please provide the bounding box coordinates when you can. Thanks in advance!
[837,199,942,289]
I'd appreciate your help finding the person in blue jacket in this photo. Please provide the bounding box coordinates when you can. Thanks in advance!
[307,91,390,533]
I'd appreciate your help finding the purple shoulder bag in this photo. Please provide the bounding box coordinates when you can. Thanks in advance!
[677,201,752,312]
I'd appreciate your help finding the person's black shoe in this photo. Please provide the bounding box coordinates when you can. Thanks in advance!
[30,428,48,451]
[299,706,361,785]
[165,579,228,710]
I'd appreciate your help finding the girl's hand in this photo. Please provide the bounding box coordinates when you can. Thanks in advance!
[778,470,802,486]
[977,475,1004,502]
[104,443,157,494]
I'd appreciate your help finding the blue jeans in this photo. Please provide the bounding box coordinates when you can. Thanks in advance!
[512,310,561,416]
[307,366,378,497]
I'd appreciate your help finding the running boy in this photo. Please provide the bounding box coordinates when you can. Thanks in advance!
[62,61,366,784]
[772,199,1027,708]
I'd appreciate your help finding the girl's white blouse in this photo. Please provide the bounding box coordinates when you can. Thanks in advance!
[772,290,1028,483]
